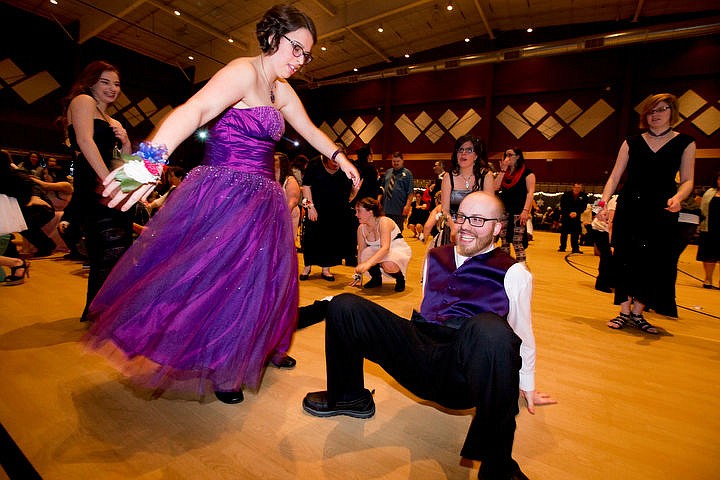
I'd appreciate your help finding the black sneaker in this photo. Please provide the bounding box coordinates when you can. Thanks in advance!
[303,389,375,419]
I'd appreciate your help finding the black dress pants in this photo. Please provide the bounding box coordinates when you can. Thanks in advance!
[559,219,581,251]
[325,293,522,479]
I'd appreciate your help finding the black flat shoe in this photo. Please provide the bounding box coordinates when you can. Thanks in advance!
[214,390,244,404]
[320,273,335,282]
[299,274,310,281]
[270,355,297,369]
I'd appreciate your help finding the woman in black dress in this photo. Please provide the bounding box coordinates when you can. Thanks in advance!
[300,153,359,281]
[62,61,133,320]
[598,93,695,333]
[496,147,535,264]
[698,171,720,289]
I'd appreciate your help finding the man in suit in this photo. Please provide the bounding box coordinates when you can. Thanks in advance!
[558,183,588,253]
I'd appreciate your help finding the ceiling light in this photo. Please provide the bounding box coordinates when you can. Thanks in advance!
[527,27,533,33]
[228,38,234,43]
[353,68,358,72]
[50,0,58,5]
[321,46,327,51]
[404,53,410,58]
[446,2,454,11]
[188,55,194,60]
[174,10,181,16]
[464,37,470,43]
[377,25,384,33]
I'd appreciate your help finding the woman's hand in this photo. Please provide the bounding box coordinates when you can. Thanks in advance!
[519,209,530,226]
[307,206,318,222]
[102,166,157,212]
[355,261,371,275]
[665,195,682,213]
[111,123,130,149]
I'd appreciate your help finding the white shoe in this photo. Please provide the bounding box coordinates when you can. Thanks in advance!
[418,233,425,242]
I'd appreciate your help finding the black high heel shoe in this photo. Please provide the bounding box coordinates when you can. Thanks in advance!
[214,389,244,404]
[4,260,30,286]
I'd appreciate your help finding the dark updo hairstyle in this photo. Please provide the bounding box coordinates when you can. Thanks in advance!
[450,134,488,190]
[356,197,383,217]
[355,145,372,167]
[256,4,317,55]
[61,60,120,131]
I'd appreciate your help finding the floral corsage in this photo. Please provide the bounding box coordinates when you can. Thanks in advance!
[113,142,169,192]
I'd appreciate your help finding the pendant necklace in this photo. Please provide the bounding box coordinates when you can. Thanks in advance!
[460,172,473,189]
[260,56,275,104]
[647,127,672,137]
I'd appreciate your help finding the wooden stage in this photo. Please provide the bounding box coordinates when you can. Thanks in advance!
[1,230,719,479]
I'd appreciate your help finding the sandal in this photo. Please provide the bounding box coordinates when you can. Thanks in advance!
[607,312,630,330]
[630,313,659,334]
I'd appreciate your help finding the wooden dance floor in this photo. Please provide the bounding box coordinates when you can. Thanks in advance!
[1,230,719,479]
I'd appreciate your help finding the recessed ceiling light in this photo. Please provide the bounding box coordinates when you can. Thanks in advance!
[527,27,533,33]
[174,10,181,16]
[188,56,194,60]
[446,2,454,11]
[321,46,327,51]
[377,25,384,33]
[353,68,358,72]
[404,53,410,58]
[228,38,234,43]
[465,37,470,43]
[50,0,58,5]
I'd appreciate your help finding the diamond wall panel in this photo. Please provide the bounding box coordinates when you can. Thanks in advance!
[12,71,60,104]
[570,100,614,138]
[692,106,720,135]
[523,102,548,126]
[359,117,383,144]
[497,106,531,139]
[395,114,421,143]
[449,109,481,139]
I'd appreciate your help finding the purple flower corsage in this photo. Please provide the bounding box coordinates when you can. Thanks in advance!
[113,142,169,192]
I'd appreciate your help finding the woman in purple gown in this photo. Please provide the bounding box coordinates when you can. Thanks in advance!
[85,5,359,404]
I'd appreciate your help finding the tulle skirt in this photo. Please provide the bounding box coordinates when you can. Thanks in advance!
[84,165,299,398]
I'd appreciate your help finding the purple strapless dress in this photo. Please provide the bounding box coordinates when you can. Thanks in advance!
[84,107,298,397]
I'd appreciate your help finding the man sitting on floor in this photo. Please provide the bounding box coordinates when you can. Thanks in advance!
[302,191,554,480]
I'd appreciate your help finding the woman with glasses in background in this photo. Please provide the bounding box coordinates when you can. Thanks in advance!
[598,93,695,334]
[437,134,494,246]
[496,147,535,264]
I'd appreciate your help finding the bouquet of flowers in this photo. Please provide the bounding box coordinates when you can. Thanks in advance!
[113,142,169,192]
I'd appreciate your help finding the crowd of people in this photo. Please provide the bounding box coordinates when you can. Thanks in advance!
[1,3,714,478]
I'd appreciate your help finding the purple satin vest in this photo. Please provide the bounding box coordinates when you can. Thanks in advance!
[420,246,516,325]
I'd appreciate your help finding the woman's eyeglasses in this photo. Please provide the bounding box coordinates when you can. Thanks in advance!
[282,35,313,64]
[457,147,475,154]
[648,105,671,114]
[452,213,499,227]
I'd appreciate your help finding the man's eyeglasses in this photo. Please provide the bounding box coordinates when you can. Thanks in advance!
[457,147,474,154]
[282,35,313,64]
[648,105,671,114]
[452,213,499,227]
